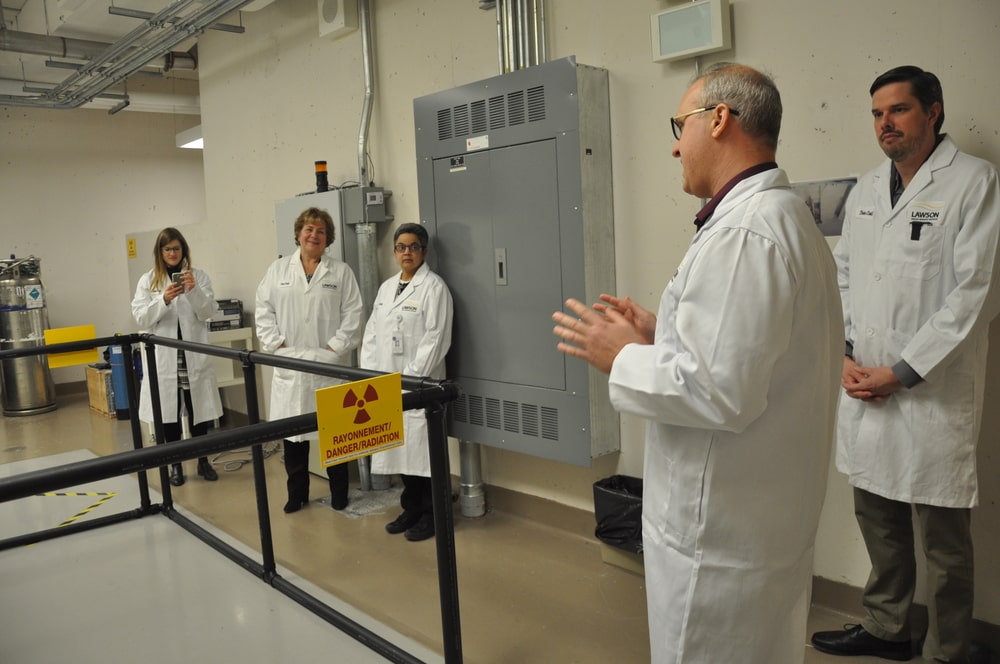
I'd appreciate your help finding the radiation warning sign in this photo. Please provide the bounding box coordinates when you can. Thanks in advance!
[316,373,403,468]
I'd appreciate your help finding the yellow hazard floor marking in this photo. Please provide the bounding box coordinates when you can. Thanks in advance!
[37,492,119,529]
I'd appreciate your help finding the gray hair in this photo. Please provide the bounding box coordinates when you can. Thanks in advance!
[695,62,781,149]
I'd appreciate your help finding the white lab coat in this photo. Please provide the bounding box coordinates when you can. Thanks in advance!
[608,169,842,664]
[255,250,364,442]
[834,136,1000,508]
[360,263,452,477]
[132,268,223,426]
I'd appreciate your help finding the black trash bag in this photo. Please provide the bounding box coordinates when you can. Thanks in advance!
[592,475,643,554]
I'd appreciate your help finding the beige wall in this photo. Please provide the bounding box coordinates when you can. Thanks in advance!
[4,0,999,625]
[0,103,205,383]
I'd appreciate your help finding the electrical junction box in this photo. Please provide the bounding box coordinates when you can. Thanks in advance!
[413,56,619,467]
[340,185,389,227]
[318,0,358,39]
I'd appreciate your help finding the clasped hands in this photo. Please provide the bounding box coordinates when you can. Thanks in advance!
[552,294,655,374]
[842,356,903,402]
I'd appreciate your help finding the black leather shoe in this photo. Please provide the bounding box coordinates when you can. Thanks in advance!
[283,498,307,513]
[197,458,218,481]
[811,624,912,661]
[385,511,420,535]
[404,515,435,542]
[330,493,348,511]
[169,464,185,487]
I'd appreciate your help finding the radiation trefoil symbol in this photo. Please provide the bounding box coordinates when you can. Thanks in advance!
[343,384,379,424]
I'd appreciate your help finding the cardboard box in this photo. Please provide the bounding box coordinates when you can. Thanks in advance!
[86,366,114,417]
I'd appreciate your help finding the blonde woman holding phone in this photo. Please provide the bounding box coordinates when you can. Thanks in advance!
[132,227,222,486]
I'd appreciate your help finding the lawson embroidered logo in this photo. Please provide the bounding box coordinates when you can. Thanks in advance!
[322,282,339,292]
[908,201,944,223]
[402,303,419,313]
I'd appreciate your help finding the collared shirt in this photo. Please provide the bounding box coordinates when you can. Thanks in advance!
[694,161,778,229]
[889,134,945,208]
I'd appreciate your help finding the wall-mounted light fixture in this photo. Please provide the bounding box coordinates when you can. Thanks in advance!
[175,124,203,149]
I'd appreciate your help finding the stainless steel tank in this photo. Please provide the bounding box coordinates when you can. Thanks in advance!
[0,256,57,416]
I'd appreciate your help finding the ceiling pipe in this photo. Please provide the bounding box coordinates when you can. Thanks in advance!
[0,77,200,113]
[0,29,196,71]
[0,0,256,110]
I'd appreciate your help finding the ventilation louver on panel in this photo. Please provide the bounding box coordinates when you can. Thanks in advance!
[489,95,505,130]
[453,104,470,136]
[437,108,452,141]
[436,86,547,141]
[527,85,545,122]
[450,393,559,442]
[471,99,488,134]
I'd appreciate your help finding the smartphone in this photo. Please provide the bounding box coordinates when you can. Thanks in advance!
[171,272,185,288]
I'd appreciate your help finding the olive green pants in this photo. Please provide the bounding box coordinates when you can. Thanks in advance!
[854,487,973,663]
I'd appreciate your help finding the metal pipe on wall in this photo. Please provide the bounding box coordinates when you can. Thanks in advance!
[357,0,374,185]
[493,0,546,72]
[353,0,384,491]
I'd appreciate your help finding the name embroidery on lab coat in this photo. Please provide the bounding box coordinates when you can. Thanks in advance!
[322,282,339,292]
[401,301,419,313]
[858,208,875,218]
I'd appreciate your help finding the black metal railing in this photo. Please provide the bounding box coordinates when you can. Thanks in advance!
[0,333,463,663]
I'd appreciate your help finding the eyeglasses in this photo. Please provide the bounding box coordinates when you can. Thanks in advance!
[161,245,183,254]
[394,243,425,254]
[670,105,740,140]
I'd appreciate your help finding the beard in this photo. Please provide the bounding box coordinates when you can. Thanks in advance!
[879,131,924,163]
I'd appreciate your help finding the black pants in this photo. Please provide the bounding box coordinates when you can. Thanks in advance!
[400,474,432,518]
[283,440,348,504]
[163,389,209,443]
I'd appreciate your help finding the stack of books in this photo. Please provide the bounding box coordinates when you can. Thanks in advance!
[209,298,243,331]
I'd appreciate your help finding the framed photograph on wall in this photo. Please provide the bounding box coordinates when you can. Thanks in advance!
[790,177,857,237]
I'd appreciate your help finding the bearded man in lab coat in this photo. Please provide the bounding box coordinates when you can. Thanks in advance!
[811,67,1000,664]
[553,63,843,664]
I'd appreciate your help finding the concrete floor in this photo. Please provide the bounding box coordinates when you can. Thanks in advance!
[0,390,905,663]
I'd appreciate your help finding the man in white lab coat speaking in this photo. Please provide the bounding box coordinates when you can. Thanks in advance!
[552,63,843,663]
[812,67,1000,663]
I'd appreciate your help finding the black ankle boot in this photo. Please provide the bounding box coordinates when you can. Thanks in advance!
[169,464,185,486]
[197,457,218,481]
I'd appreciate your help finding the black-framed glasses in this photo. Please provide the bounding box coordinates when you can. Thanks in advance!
[670,105,740,140]
[394,243,425,254]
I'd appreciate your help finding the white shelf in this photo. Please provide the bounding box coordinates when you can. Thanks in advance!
[207,327,253,389]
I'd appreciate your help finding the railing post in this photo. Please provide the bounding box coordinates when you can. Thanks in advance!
[426,401,463,663]
[243,356,276,577]
[120,337,151,509]
[143,341,173,507]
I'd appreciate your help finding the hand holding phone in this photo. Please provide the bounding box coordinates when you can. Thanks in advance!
[171,271,186,292]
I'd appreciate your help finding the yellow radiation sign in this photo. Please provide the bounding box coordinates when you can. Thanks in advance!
[316,373,404,467]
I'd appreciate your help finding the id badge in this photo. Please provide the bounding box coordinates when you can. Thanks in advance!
[392,333,404,355]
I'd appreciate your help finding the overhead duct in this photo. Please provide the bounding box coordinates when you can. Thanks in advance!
[0,0,255,110]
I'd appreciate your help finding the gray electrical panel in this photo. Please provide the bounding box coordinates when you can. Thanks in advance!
[414,56,618,466]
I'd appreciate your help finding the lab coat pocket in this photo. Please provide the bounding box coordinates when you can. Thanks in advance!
[886,223,944,280]
[648,434,710,556]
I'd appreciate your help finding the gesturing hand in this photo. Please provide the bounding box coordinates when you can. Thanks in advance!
[552,298,647,374]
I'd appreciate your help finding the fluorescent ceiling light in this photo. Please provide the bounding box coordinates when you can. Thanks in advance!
[176,124,203,149]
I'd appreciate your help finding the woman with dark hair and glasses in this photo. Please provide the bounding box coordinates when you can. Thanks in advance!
[361,222,453,542]
[132,227,222,486]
